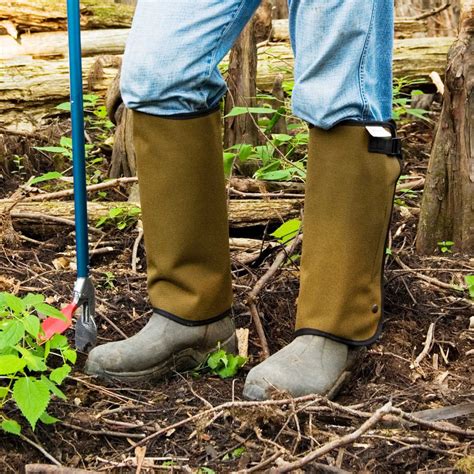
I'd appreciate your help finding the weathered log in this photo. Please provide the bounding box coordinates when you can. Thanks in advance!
[1,22,436,62]
[0,37,452,131]
[416,0,474,254]
[1,199,303,232]
[0,28,129,60]
[0,2,427,38]
[0,0,134,36]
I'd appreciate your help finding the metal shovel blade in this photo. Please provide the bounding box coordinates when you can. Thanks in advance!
[75,311,97,352]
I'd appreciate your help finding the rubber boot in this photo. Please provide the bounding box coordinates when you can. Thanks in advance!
[85,110,236,382]
[244,123,402,400]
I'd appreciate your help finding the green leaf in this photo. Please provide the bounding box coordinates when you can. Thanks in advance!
[56,102,71,111]
[223,152,236,177]
[0,387,9,398]
[12,377,50,430]
[40,412,60,425]
[216,354,247,379]
[0,355,26,374]
[0,321,25,351]
[198,468,216,474]
[22,314,40,338]
[108,207,123,218]
[60,136,73,148]
[34,146,69,154]
[48,334,68,349]
[272,133,292,143]
[1,419,21,435]
[271,219,301,245]
[257,169,293,181]
[22,294,44,307]
[40,375,67,400]
[224,106,277,118]
[15,347,47,372]
[50,364,71,384]
[207,349,227,370]
[465,275,474,299]
[28,172,63,186]
[34,303,67,321]
[62,348,77,364]
[3,293,25,314]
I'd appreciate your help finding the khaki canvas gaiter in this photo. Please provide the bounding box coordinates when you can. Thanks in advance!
[133,110,233,324]
[295,125,402,344]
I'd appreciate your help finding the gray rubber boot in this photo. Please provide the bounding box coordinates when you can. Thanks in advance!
[243,335,349,400]
[85,313,236,383]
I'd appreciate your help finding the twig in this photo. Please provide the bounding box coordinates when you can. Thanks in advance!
[10,212,104,235]
[20,177,138,202]
[389,407,474,438]
[393,254,464,293]
[412,322,436,369]
[100,311,129,339]
[244,450,283,473]
[20,434,61,466]
[413,2,451,20]
[62,421,146,439]
[129,394,322,451]
[386,443,465,460]
[131,221,144,273]
[270,402,393,473]
[247,234,302,359]
[230,188,303,199]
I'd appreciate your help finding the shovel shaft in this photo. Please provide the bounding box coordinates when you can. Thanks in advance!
[67,0,89,279]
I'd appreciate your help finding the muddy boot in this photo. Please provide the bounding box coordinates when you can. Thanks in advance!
[85,109,236,382]
[244,123,402,400]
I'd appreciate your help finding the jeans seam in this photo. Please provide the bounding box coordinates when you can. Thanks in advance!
[358,0,376,120]
[196,0,247,108]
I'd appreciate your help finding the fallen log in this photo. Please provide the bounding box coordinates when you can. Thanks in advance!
[0,37,452,130]
[1,199,303,233]
[0,0,134,36]
[0,2,428,38]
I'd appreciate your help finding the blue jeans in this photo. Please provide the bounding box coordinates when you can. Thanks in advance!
[121,0,393,129]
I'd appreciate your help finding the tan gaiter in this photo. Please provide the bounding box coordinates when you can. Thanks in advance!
[132,110,233,324]
[295,125,402,344]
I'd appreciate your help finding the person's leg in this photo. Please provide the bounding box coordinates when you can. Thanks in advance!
[86,0,261,382]
[244,0,402,400]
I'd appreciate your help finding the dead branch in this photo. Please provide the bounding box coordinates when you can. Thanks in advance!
[247,234,302,359]
[270,402,393,473]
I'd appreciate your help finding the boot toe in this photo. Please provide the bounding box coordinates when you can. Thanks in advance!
[243,336,349,400]
[84,341,130,377]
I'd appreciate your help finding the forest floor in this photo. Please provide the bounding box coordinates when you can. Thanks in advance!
[0,114,472,473]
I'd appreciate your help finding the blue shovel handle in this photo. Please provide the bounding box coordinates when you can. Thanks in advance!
[66,0,89,279]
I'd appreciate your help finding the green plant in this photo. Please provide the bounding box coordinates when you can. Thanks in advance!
[206,348,246,379]
[464,275,474,299]
[101,272,116,290]
[96,206,141,230]
[198,468,216,474]
[0,292,76,435]
[11,155,27,178]
[271,219,301,245]
[392,77,430,121]
[223,447,246,461]
[437,240,455,254]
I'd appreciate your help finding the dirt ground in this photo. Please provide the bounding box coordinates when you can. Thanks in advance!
[0,116,472,473]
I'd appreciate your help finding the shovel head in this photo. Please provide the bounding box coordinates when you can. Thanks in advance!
[75,307,97,351]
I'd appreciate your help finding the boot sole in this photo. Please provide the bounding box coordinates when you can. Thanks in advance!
[96,333,236,384]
